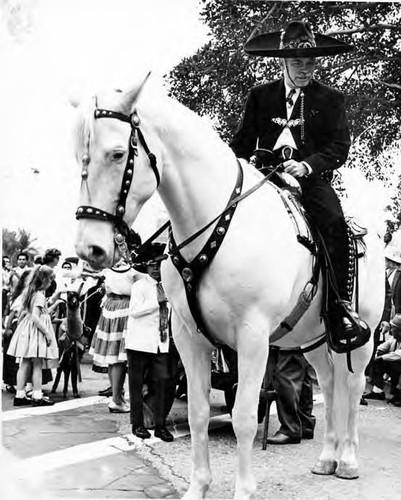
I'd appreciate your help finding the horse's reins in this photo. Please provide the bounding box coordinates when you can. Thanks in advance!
[75,105,284,265]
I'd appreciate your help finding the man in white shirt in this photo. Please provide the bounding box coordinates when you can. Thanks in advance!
[126,243,174,442]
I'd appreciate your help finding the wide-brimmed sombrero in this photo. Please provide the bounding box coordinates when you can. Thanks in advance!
[244,20,354,58]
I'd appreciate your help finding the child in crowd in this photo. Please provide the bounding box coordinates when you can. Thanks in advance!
[7,265,59,407]
[126,243,175,442]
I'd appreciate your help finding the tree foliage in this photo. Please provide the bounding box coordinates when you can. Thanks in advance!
[167,0,401,229]
[2,228,38,264]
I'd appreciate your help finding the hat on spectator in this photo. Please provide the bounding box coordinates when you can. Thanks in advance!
[390,314,401,329]
[133,243,166,273]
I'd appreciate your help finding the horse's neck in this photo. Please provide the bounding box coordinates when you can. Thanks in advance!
[143,96,238,257]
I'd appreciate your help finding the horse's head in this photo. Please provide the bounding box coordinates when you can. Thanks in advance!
[73,74,161,268]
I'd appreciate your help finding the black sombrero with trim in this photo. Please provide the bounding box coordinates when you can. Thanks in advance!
[244,20,354,58]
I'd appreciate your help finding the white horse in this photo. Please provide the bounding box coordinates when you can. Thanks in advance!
[73,76,384,500]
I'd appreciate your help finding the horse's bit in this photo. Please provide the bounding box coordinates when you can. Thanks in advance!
[75,107,161,262]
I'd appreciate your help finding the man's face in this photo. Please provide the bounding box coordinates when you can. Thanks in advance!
[282,57,316,88]
[17,255,28,268]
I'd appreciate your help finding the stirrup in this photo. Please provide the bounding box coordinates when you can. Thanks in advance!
[326,300,371,354]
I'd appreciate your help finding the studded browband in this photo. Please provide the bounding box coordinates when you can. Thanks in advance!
[76,108,160,247]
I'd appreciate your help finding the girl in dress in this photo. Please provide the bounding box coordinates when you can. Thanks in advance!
[8,265,59,407]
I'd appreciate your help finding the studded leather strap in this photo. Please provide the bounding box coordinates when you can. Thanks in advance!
[76,108,160,247]
[169,164,244,346]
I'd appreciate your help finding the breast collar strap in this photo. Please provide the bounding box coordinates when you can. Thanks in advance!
[169,163,244,346]
[76,108,160,252]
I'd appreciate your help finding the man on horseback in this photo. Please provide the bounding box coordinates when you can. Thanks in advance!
[230,19,369,353]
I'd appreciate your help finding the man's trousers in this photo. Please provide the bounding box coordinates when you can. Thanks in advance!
[126,349,171,429]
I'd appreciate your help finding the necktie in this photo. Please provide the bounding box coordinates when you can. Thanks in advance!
[286,88,296,107]
[156,281,169,342]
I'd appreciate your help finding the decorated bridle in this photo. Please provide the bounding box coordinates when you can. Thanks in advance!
[75,106,161,262]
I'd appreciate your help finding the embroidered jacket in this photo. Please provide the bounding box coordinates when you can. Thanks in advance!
[230,78,351,178]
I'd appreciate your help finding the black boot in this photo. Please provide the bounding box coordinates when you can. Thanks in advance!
[324,223,370,353]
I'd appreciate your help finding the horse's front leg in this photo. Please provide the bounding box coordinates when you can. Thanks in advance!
[305,345,338,475]
[173,316,213,500]
[232,318,269,500]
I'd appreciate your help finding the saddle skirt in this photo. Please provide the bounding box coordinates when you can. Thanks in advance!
[271,174,367,259]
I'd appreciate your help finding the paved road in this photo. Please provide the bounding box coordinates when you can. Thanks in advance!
[2,357,401,500]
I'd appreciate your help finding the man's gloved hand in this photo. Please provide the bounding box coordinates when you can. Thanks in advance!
[278,172,301,191]
[283,159,309,178]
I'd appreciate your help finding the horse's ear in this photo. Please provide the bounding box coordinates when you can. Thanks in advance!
[119,71,152,114]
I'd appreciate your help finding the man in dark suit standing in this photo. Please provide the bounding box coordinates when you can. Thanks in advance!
[230,20,366,444]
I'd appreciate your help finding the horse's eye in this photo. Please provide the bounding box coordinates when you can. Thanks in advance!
[112,151,125,162]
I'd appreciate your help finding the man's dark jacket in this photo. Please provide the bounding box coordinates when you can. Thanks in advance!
[230,78,351,178]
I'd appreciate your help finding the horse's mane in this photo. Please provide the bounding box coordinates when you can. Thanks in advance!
[72,84,232,167]
[72,97,96,163]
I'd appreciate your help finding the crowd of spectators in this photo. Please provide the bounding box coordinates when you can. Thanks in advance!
[2,244,177,441]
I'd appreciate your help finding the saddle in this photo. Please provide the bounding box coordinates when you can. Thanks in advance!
[266,172,370,361]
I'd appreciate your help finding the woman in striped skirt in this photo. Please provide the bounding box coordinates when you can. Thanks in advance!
[90,260,143,412]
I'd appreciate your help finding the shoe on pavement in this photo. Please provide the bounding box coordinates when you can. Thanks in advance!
[388,397,401,407]
[363,391,385,401]
[266,431,301,445]
[132,426,151,439]
[359,396,368,406]
[98,386,112,397]
[6,385,17,394]
[108,401,130,413]
[154,426,174,442]
[13,396,33,407]
[32,397,55,407]
[302,429,314,440]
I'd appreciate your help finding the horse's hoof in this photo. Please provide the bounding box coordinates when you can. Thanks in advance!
[63,393,67,399]
[311,459,337,475]
[335,461,359,480]
[73,393,81,398]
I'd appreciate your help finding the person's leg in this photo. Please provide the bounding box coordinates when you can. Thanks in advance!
[269,352,305,442]
[127,350,149,432]
[151,351,174,442]
[150,352,170,427]
[31,358,44,399]
[301,178,368,347]
[109,362,126,405]
[16,359,30,393]
[298,359,316,438]
[302,179,349,301]
[364,358,387,399]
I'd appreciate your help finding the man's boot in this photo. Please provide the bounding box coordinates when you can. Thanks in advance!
[325,222,370,353]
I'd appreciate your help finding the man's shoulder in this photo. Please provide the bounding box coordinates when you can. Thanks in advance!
[309,80,344,99]
[250,79,282,96]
